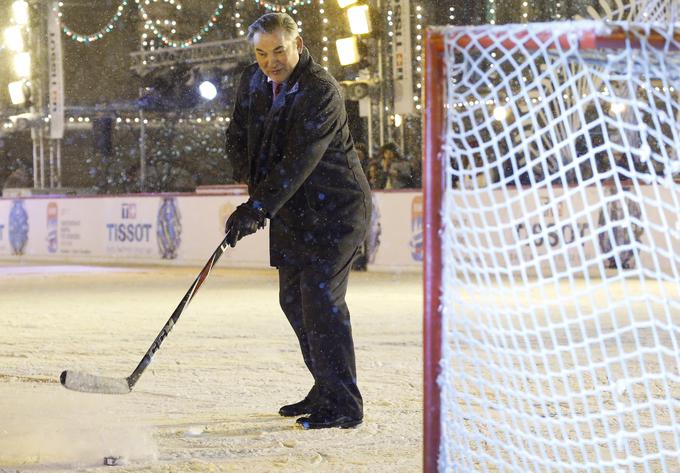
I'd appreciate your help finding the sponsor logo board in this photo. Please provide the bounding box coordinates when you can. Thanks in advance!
[57,203,89,256]
[105,201,155,257]
[157,197,182,259]
[47,202,58,253]
[9,200,29,256]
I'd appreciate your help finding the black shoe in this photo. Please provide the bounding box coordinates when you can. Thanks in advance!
[295,410,363,429]
[279,398,316,417]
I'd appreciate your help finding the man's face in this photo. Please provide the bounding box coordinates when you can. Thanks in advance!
[252,28,302,84]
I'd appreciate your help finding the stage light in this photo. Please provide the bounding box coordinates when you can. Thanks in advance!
[13,51,31,78]
[12,1,29,26]
[337,0,358,7]
[8,80,30,105]
[4,26,24,52]
[199,80,217,100]
[336,36,360,66]
[347,5,371,35]
[340,80,370,100]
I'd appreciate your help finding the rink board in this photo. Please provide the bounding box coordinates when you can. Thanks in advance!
[0,190,423,270]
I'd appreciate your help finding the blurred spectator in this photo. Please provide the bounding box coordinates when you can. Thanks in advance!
[377,142,414,189]
[411,156,422,188]
[367,159,383,189]
[3,163,31,189]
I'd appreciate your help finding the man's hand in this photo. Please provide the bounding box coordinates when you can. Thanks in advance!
[225,202,267,247]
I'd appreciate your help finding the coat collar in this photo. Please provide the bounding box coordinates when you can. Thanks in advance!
[284,46,311,92]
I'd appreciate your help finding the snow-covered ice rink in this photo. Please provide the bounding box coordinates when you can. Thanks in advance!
[0,264,422,472]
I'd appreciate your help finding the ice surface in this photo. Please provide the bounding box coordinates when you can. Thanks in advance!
[0,383,157,468]
[0,265,422,472]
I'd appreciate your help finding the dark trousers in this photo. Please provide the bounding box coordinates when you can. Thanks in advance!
[278,254,363,418]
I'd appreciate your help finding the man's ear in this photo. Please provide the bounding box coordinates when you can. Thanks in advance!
[296,36,303,54]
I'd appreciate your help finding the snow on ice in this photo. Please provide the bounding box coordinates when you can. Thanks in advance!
[0,265,421,472]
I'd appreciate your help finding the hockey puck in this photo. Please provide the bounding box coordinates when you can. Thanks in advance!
[103,456,124,466]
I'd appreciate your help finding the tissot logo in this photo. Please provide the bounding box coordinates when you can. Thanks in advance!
[121,203,137,219]
[107,202,152,243]
[107,223,153,242]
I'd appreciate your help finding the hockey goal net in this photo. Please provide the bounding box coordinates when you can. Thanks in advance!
[423,20,680,472]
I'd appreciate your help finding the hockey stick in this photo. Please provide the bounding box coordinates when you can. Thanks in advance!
[60,232,233,394]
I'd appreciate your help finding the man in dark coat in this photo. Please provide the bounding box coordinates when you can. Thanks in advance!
[224,12,371,430]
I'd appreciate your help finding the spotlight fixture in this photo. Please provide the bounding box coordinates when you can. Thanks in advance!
[347,5,371,35]
[199,81,217,100]
[336,36,360,66]
[8,79,31,105]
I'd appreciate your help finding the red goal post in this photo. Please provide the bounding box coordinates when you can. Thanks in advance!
[423,21,680,473]
[423,26,445,473]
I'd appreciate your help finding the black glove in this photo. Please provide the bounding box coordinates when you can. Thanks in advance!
[225,202,267,247]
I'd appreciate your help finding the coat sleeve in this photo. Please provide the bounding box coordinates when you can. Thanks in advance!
[250,81,341,217]
[224,70,250,184]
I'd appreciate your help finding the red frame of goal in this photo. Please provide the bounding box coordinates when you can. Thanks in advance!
[421,24,678,473]
[423,29,445,473]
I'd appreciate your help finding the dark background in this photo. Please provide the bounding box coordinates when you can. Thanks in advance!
[0,0,594,192]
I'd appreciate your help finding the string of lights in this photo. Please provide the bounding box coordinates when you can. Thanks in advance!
[59,0,317,48]
[113,115,232,125]
[138,1,226,48]
[317,0,329,71]
[487,0,496,25]
[7,114,237,130]
[291,8,304,36]
[140,0,182,50]
[413,3,423,111]
[256,0,312,12]
[234,0,245,37]
[58,0,130,44]
[384,6,394,117]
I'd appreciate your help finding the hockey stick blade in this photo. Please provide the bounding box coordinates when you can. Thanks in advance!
[59,232,232,395]
[60,370,131,394]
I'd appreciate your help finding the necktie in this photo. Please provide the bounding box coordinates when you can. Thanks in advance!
[273,82,282,101]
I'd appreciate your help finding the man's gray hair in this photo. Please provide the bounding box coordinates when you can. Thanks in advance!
[247,13,299,43]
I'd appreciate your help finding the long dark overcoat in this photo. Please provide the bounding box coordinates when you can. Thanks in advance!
[225,48,371,267]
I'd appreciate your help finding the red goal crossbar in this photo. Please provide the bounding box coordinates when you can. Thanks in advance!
[446,24,680,52]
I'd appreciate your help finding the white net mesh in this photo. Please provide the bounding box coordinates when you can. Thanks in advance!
[584,0,680,23]
[437,20,680,472]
